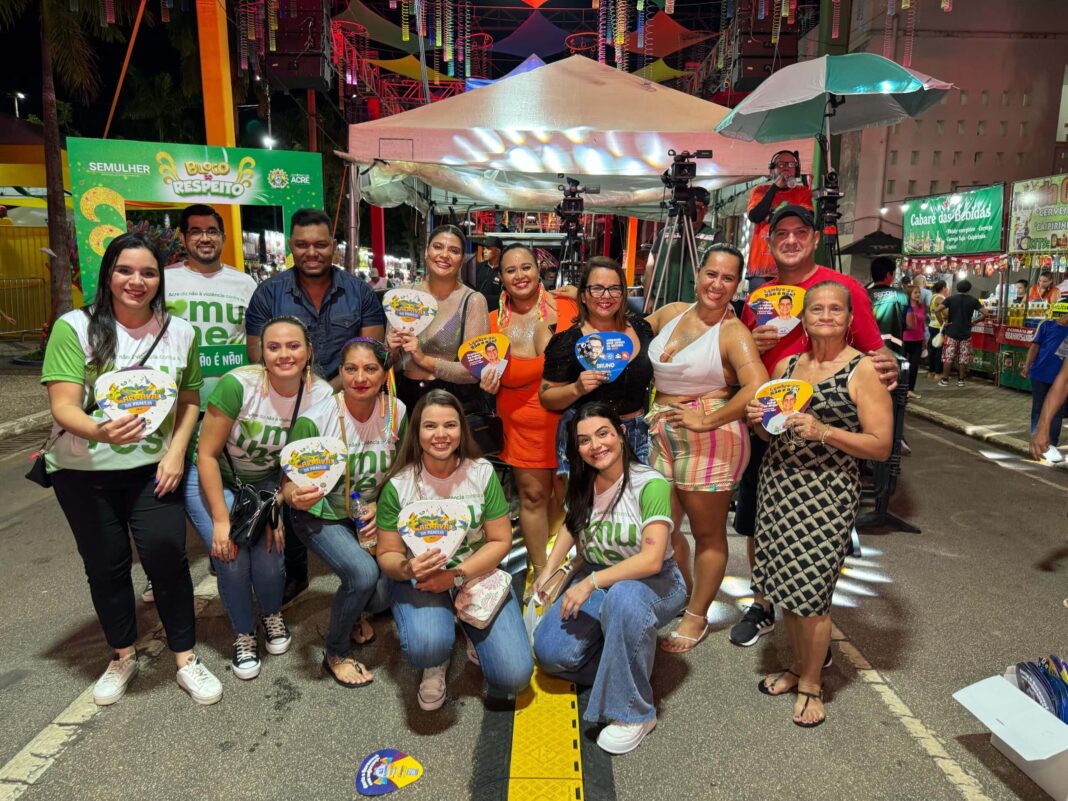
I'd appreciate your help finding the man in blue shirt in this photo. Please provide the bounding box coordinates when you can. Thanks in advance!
[245,208,385,601]
[246,208,385,386]
[1023,307,1068,463]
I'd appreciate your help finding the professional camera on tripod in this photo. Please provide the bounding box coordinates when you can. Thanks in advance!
[813,170,844,272]
[660,149,714,221]
[554,175,599,286]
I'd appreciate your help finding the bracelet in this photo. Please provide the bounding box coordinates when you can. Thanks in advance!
[590,571,600,590]
[820,425,831,445]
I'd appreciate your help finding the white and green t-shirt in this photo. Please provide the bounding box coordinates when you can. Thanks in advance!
[164,262,257,404]
[580,465,674,565]
[205,365,333,484]
[289,393,407,520]
[376,458,509,568]
[40,310,202,473]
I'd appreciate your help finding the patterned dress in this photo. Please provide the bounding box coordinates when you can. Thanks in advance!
[752,354,864,617]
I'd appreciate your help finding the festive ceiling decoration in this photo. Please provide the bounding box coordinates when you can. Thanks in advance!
[631,58,692,83]
[519,0,551,7]
[369,55,452,82]
[465,54,546,91]
[333,0,435,55]
[623,11,714,57]
[493,11,570,57]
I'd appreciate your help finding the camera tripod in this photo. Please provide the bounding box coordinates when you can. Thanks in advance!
[644,204,702,313]
[556,231,585,288]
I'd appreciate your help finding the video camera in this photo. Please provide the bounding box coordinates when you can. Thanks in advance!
[660,149,713,220]
[556,175,600,240]
[814,170,843,226]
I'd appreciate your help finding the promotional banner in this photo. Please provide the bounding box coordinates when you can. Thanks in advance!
[459,333,510,380]
[902,185,1004,256]
[755,378,813,435]
[66,137,324,303]
[748,284,805,336]
[1009,173,1068,253]
[575,331,633,382]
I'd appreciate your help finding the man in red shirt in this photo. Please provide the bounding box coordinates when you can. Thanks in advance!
[746,151,813,290]
[729,204,899,647]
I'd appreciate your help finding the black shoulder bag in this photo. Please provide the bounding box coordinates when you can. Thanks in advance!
[222,377,304,548]
[26,316,172,488]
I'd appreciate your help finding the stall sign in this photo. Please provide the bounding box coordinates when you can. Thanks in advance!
[997,326,1037,346]
[902,185,1004,256]
[1010,174,1068,253]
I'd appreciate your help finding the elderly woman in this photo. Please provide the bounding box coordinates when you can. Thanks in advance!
[387,224,490,415]
[746,281,893,728]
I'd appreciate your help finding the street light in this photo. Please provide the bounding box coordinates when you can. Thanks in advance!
[10,92,25,118]
[263,136,275,150]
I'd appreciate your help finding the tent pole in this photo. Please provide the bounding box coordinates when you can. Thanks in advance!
[624,217,639,285]
[413,0,432,105]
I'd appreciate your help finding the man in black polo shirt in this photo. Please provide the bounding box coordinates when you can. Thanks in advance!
[474,235,504,312]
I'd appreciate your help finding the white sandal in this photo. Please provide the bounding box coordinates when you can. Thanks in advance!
[659,610,710,653]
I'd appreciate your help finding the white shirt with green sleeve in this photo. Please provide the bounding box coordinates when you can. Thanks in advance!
[206,365,333,484]
[40,310,202,472]
[376,458,509,568]
[164,262,257,406]
[580,465,674,565]
[288,393,407,521]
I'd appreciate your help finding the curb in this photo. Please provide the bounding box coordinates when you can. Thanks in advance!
[906,405,1031,458]
[0,410,53,440]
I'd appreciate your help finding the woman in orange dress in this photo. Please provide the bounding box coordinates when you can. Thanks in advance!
[481,244,579,587]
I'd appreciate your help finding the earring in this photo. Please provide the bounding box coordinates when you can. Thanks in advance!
[260,365,269,397]
[305,362,313,392]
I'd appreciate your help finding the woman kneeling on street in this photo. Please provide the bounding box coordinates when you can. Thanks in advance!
[533,402,685,755]
[375,390,533,710]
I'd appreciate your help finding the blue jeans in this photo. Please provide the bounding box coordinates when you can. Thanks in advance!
[556,408,651,475]
[533,560,686,724]
[289,511,390,659]
[185,464,284,635]
[390,580,533,696]
[1030,379,1068,447]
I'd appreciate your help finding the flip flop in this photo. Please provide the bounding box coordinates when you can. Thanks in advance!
[322,654,374,688]
[659,610,710,653]
[758,669,799,696]
[793,688,825,728]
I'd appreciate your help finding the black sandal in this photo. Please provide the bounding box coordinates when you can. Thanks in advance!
[322,654,374,688]
[793,688,825,728]
[758,669,799,696]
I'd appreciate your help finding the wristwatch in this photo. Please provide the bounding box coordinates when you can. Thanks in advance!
[452,569,467,588]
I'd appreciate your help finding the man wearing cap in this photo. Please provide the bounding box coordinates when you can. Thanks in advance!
[474,235,505,312]
[644,187,718,305]
[746,150,813,291]
[728,204,899,648]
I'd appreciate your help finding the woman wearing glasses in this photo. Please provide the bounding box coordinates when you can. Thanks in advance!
[540,257,655,472]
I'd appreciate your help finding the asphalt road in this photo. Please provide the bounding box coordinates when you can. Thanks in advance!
[0,416,1065,801]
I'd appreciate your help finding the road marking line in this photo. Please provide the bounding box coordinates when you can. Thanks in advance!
[830,624,993,801]
[909,425,1068,493]
[508,668,583,801]
[0,575,218,801]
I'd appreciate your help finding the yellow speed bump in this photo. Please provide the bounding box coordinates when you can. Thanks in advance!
[508,667,583,801]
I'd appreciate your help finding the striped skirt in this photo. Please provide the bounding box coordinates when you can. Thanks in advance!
[646,398,750,493]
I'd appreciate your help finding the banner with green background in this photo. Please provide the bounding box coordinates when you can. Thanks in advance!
[1009,173,1068,253]
[902,184,1004,256]
[67,137,324,303]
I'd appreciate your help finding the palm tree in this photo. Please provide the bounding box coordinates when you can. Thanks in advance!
[0,0,140,322]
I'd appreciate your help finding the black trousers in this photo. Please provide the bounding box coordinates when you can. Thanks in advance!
[52,465,196,653]
[732,431,768,538]
[927,326,943,373]
[903,340,923,392]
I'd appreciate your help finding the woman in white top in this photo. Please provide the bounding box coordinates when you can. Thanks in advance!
[41,232,222,706]
[192,316,333,681]
[644,244,768,653]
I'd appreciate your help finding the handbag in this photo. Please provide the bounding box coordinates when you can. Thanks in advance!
[457,292,504,455]
[26,315,172,488]
[224,374,304,548]
[454,568,512,629]
[535,556,586,606]
[931,323,945,349]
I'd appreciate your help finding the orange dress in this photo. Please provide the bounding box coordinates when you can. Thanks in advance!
[490,297,578,469]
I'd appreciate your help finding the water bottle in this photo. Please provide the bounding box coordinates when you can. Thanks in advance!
[351,491,376,553]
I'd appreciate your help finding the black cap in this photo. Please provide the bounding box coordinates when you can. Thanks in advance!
[768,204,815,231]
[693,187,710,205]
[484,236,504,250]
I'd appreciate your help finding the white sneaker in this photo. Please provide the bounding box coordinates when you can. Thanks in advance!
[417,661,449,711]
[93,652,139,706]
[231,634,261,680]
[596,717,657,755]
[176,654,223,705]
[141,580,154,603]
[260,612,292,655]
[1043,446,1064,464]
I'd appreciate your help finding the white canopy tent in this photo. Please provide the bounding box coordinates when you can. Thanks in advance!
[342,56,812,220]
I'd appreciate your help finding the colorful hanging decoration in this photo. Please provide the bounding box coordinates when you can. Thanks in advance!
[418,0,427,38]
[267,0,278,51]
[757,0,766,20]
[401,0,409,41]
[463,0,472,77]
[831,0,841,38]
[787,0,797,23]
[597,0,607,63]
[433,0,442,47]
[903,1,916,66]
[615,0,627,70]
[389,0,397,8]
[636,0,644,50]
[882,1,894,58]
[665,0,675,14]
[941,0,952,9]
[160,0,170,23]
[771,0,781,44]
[444,0,453,62]
[104,0,116,24]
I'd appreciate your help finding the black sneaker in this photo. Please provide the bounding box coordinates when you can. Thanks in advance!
[729,603,775,647]
[231,633,261,680]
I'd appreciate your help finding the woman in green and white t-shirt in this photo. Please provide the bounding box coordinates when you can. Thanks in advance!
[192,316,332,681]
[283,338,405,689]
[41,232,221,707]
[375,389,533,711]
[532,402,686,756]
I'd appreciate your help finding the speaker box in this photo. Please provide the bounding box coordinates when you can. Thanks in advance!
[732,56,780,92]
[265,53,332,92]
[265,0,332,92]
[737,32,798,58]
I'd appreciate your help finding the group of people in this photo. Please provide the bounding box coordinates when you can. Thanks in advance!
[42,190,900,756]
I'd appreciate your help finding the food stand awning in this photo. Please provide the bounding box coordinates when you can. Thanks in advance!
[342,55,811,219]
